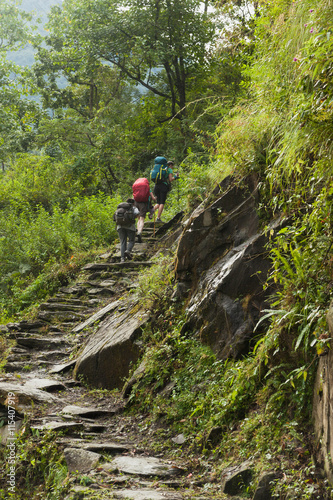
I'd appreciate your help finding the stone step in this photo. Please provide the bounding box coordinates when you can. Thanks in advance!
[8,331,64,340]
[85,279,116,288]
[36,350,69,361]
[5,320,47,332]
[37,310,88,323]
[83,261,153,272]
[39,302,90,312]
[15,336,70,350]
[86,287,115,297]
[49,359,77,374]
[6,353,32,362]
[4,361,34,372]
[23,378,67,393]
[72,299,120,334]
[50,296,90,305]
[58,285,86,296]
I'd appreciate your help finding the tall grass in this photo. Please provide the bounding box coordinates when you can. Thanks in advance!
[0,193,121,319]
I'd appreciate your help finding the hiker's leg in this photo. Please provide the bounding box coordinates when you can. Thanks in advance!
[137,216,145,234]
[153,185,161,214]
[127,229,136,253]
[157,204,164,218]
[156,185,168,219]
[118,227,127,260]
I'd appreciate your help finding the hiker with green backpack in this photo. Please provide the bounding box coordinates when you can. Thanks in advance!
[151,157,179,223]
[113,198,139,262]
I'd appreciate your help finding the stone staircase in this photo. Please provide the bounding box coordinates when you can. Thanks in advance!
[1,216,217,500]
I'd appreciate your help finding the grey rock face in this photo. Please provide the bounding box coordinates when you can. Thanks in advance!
[177,175,279,360]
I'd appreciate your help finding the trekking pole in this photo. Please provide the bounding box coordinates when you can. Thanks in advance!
[177,170,180,210]
[153,210,156,237]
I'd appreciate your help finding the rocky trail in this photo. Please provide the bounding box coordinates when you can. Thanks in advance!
[0,188,278,500]
[0,218,224,500]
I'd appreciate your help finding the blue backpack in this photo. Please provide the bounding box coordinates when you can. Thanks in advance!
[150,156,168,183]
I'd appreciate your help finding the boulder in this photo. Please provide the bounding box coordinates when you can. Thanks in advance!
[252,471,281,499]
[64,447,101,473]
[74,303,149,389]
[221,461,253,495]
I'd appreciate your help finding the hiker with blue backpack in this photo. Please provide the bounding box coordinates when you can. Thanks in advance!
[151,157,179,223]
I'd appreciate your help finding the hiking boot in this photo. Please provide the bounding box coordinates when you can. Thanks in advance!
[120,258,125,263]
[124,250,132,260]
[137,233,142,243]
[156,217,164,223]
[148,209,154,220]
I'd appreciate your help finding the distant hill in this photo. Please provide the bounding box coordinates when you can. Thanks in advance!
[9,0,63,67]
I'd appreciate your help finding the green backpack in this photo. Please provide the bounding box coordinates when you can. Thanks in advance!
[150,156,168,183]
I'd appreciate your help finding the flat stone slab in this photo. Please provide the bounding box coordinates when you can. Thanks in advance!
[110,456,184,478]
[72,299,120,333]
[15,336,68,350]
[49,359,77,374]
[61,405,116,418]
[23,378,66,392]
[83,442,131,453]
[0,381,58,409]
[58,285,85,296]
[64,447,101,473]
[32,421,85,432]
[38,310,86,322]
[39,302,87,311]
[86,287,114,296]
[113,489,183,499]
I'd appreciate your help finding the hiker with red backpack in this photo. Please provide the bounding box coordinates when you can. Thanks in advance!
[151,157,179,223]
[132,177,157,243]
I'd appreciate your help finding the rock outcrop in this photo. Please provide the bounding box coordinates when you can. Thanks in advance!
[313,302,333,482]
[177,175,279,359]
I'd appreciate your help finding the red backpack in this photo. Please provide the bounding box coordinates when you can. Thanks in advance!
[132,178,150,203]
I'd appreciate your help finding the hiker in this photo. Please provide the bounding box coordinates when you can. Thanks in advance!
[113,198,139,262]
[132,177,157,243]
[152,158,179,223]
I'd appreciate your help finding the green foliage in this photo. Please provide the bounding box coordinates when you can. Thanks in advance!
[0,427,68,499]
[128,312,259,443]
[0,193,120,318]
